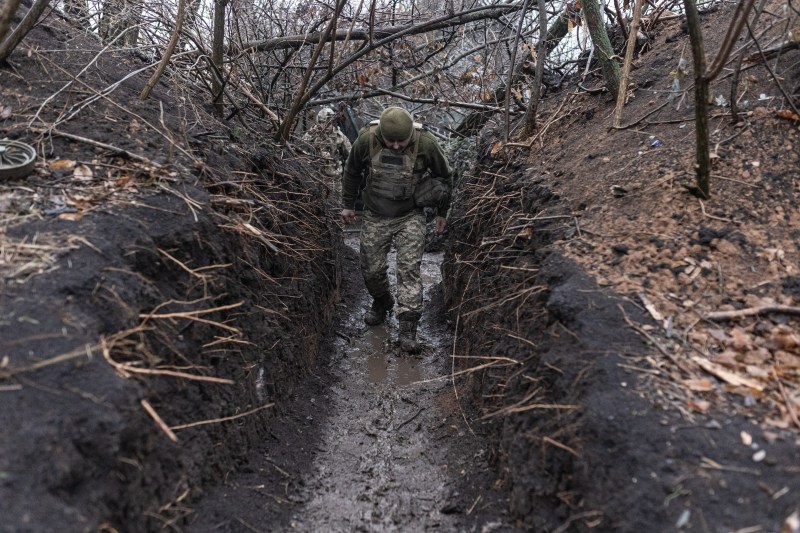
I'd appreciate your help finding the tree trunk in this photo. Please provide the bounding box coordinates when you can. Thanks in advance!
[0,0,50,62]
[683,0,710,198]
[211,0,226,117]
[582,0,620,98]
[613,0,643,127]
[139,0,186,100]
[61,0,88,21]
[523,0,548,136]
[0,0,22,46]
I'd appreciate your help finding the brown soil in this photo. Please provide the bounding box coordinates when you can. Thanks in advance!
[442,4,800,531]
[1,2,799,533]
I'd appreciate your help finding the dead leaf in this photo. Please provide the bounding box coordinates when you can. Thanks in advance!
[771,326,800,351]
[776,351,800,368]
[743,348,771,365]
[776,110,800,124]
[745,365,770,379]
[516,227,532,240]
[116,174,133,187]
[58,212,83,221]
[729,327,752,351]
[0,105,11,119]
[688,398,711,413]
[73,165,93,181]
[683,378,715,392]
[758,248,785,262]
[49,159,76,171]
[638,292,664,321]
[740,430,753,446]
[490,142,504,157]
[782,510,800,533]
[692,356,766,391]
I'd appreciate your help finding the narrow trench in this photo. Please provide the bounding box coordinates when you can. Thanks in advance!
[189,228,518,532]
[287,233,456,531]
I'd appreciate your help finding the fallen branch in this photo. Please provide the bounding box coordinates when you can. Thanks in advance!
[705,305,800,321]
[0,0,22,45]
[33,128,162,168]
[140,0,186,100]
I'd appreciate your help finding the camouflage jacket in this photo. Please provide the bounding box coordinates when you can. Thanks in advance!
[303,125,352,177]
[342,124,452,217]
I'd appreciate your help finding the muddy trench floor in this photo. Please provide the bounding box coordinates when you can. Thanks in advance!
[186,231,518,532]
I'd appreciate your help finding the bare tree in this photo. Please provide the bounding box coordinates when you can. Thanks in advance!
[582,0,620,98]
[0,0,23,45]
[100,0,141,46]
[682,0,756,198]
[211,0,226,117]
[523,0,548,136]
[0,0,50,62]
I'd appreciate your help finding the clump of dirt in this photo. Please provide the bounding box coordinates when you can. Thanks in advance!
[442,3,800,531]
[0,9,340,532]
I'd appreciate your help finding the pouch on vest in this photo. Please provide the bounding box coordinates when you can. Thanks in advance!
[413,177,449,208]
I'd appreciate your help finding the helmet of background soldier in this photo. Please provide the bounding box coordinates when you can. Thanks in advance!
[379,107,414,142]
[317,107,335,123]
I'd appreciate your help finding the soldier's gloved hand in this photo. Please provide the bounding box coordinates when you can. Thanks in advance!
[341,209,356,225]
[434,216,446,234]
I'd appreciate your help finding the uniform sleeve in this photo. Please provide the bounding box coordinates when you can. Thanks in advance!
[421,133,453,214]
[341,130,370,209]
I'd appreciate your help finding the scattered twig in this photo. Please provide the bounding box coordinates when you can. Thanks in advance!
[395,407,424,431]
[542,435,580,457]
[141,399,179,442]
[553,511,604,533]
[32,128,162,168]
[698,199,733,223]
[0,344,93,380]
[619,304,694,375]
[705,305,800,321]
[170,402,274,431]
[700,456,761,475]
[467,495,482,515]
[101,331,234,384]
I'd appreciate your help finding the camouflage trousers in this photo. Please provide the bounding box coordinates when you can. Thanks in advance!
[323,166,342,205]
[360,210,426,319]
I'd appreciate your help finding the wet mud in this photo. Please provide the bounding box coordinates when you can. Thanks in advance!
[187,230,518,532]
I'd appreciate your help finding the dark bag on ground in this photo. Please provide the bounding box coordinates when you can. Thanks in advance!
[413,177,449,208]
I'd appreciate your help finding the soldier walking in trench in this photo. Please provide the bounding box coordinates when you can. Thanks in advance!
[340,107,452,353]
[303,107,352,203]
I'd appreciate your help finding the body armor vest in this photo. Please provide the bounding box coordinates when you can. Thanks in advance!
[366,125,423,203]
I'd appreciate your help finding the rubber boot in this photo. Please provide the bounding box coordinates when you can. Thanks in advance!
[398,318,420,354]
[364,293,394,326]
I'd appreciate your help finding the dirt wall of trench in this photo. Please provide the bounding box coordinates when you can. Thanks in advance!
[0,166,340,532]
[441,138,799,532]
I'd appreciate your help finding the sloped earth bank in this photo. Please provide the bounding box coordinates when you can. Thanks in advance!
[0,172,343,532]
[440,4,800,530]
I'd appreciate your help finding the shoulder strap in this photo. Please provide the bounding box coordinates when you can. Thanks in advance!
[368,125,381,160]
